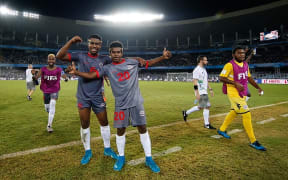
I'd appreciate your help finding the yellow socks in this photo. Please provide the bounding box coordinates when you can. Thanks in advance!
[242,112,256,143]
[220,110,237,132]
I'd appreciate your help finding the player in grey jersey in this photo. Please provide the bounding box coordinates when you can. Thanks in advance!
[68,41,172,173]
[56,35,117,165]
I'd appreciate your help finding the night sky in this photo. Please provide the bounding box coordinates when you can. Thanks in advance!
[1,0,280,21]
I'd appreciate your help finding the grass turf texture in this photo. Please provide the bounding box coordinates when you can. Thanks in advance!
[0,80,287,179]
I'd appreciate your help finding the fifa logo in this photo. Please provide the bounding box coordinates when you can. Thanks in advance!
[44,75,57,80]
[238,71,248,80]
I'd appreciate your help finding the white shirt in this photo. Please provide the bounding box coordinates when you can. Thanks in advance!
[192,65,208,95]
[26,69,33,82]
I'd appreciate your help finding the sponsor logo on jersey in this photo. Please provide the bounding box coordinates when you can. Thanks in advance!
[127,65,133,70]
[139,110,145,116]
[44,75,57,80]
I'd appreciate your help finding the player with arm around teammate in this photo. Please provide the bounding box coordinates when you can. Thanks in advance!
[56,35,117,165]
[68,41,172,173]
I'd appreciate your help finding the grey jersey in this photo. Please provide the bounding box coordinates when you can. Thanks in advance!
[69,52,112,100]
[102,58,144,109]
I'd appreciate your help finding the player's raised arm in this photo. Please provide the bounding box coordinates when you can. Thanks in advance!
[127,57,147,66]
[143,48,172,67]
[56,36,82,61]
[67,61,102,79]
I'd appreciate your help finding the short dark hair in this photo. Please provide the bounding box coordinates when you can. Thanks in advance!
[197,55,206,63]
[109,41,123,52]
[88,34,102,41]
[232,45,245,54]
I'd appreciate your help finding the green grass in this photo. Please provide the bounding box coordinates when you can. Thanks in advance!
[0,80,288,179]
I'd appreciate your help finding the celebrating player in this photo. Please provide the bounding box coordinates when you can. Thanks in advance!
[56,35,117,165]
[217,45,266,151]
[68,41,172,173]
[182,55,216,129]
[33,54,68,133]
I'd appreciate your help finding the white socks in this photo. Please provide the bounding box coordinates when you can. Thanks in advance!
[100,125,111,148]
[203,109,210,126]
[186,106,200,115]
[140,131,152,157]
[44,104,50,113]
[116,134,126,156]
[116,131,152,157]
[48,99,56,127]
[81,127,91,151]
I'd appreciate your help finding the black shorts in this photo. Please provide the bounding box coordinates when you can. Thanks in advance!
[43,92,59,104]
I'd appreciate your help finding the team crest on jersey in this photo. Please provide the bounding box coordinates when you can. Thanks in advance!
[127,65,133,70]
[100,103,106,107]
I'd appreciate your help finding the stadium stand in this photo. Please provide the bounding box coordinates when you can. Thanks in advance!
[0,1,288,81]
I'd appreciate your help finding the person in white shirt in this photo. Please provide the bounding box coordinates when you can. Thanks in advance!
[26,64,38,100]
[182,56,216,129]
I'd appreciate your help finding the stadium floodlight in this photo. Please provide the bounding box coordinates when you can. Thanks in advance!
[0,6,18,16]
[23,12,39,19]
[94,12,164,23]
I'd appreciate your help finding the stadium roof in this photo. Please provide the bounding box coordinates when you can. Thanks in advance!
[3,0,280,21]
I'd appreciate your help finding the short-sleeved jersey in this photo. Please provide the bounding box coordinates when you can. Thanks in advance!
[40,66,62,93]
[26,69,33,82]
[68,52,112,100]
[102,58,144,109]
[192,65,208,95]
[219,60,251,97]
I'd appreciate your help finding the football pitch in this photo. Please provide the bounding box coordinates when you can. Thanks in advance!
[0,80,288,179]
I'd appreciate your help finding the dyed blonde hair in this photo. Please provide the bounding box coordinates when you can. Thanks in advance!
[48,54,55,59]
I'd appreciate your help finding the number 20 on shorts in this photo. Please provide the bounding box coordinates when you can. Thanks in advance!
[114,111,125,121]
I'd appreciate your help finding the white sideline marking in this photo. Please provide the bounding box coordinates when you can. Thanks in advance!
[280,114,288,117]
[211,129,243,139]
[256,118,276,124]
[1,101,287,160]
[211,135,222,139]
[227,129,243,135]
[127,146,182,166]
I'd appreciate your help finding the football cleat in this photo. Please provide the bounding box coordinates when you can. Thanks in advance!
[104,147,118,160]
[249,141,266,151]
[81,150,92,165]
[217,130,231,139]
[47,126,53,133]
[145,156,160,173]
[204,124,216,130]
[113,156,125,171]
[182,110,187,122]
